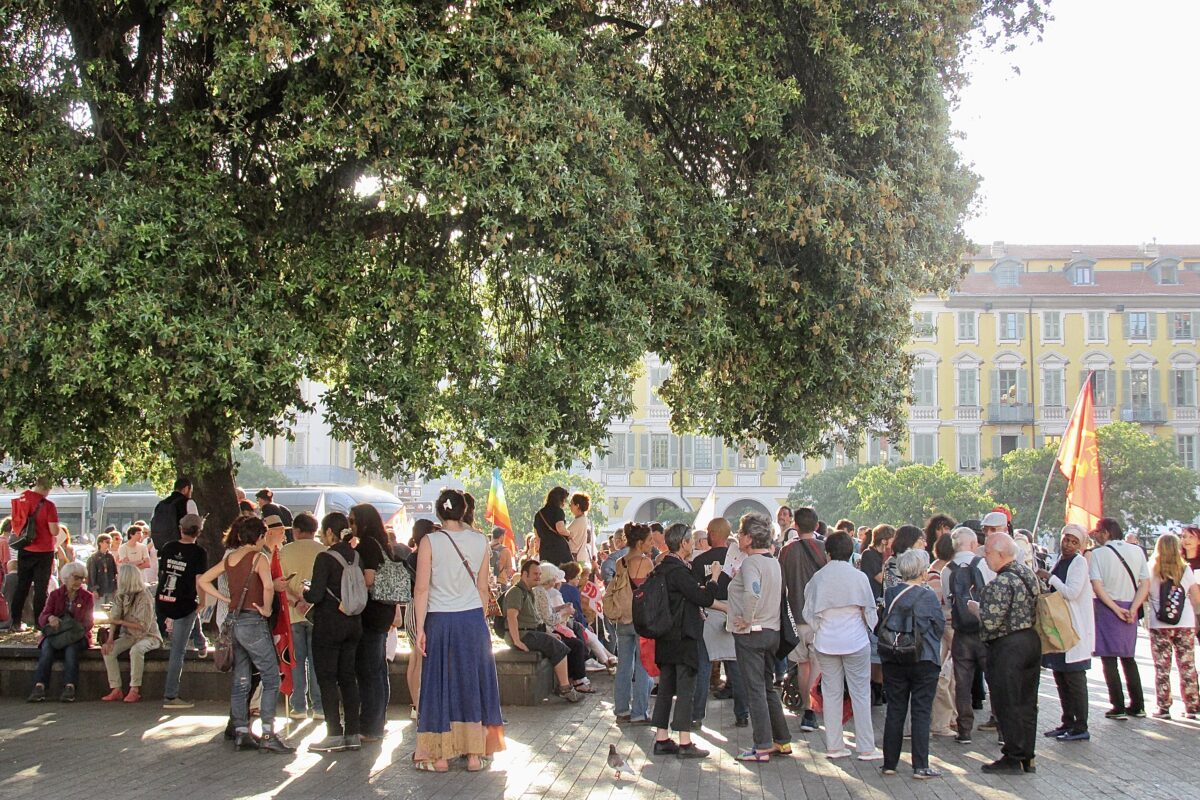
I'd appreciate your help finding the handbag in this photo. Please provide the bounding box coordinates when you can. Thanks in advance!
[775,588,801,661]
[214,553,260,673]
[43,613,85,649]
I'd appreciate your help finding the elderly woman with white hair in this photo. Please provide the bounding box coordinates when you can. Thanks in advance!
[100,563,164,703]
[1035,524,1094,740]
[879,548,945,780]
[532,562,593,693]
[537,562,615,669]
[27,561,94,703]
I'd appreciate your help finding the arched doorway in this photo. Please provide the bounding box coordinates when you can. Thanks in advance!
[721,498,772,525]
[634,497,686,524]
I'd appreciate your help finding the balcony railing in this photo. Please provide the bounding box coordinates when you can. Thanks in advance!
[955,406,982,422]
[910,407,939,422]
[1094,406,1113,424]
[987,402,1035,424]
[1174,407,1199,423]
[1040,405,1067,423]
[1120,404,1167,424]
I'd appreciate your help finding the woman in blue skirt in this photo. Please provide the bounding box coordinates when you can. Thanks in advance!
[412,488,505,772]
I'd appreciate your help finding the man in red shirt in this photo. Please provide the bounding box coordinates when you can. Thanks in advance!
[9,480,61,631]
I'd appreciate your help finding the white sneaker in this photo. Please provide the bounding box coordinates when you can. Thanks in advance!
[288,710,309,720]
[585,659,606,672]
[826,750,853,759]
[857,749,885,761]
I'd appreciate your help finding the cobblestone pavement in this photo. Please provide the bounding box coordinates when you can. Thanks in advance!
[1,631,1197,799]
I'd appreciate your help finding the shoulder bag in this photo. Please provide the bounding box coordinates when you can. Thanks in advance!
[214,553,261,673]
[1105,543,1145,621]
[442,531,499,619]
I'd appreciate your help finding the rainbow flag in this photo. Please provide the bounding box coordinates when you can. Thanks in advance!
[485,468,516,553]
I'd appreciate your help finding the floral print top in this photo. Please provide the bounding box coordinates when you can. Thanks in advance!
[979,561,1040,642]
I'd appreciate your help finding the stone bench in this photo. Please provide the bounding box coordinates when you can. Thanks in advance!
[0,642,554,706]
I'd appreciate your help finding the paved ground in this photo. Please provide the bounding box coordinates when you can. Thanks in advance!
[1,631,1197,799]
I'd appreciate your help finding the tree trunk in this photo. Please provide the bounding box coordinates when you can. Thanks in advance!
[171,413,239,568]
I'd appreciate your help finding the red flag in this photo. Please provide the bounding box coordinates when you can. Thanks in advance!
[1057,372,1103,531]
[270,548,295,697]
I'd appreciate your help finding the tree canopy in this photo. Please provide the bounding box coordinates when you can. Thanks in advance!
[787,463,867,524]
[851,461,994,528]
[984,423,1200,533]
[0,1,1045,559]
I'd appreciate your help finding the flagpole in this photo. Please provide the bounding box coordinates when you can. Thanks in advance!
[1033,371,1093,536]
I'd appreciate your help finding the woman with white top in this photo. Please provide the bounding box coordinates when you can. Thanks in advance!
[1035,524,1095,740]
[412,489,504,773]
[1146,533,1200,719]
[803,531,882,761]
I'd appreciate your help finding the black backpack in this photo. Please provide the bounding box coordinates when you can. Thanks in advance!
[1157,578,1187,625]
[492,588,510,638]
[632,567,675,639]
[947,557,985,635]
[150,494,183,551]
[878,585,921,664]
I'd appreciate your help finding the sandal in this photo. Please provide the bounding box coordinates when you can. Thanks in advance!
[736,748,771,763]
[573,683,597,694]
[466,755,492,772]
[414,760,449,773]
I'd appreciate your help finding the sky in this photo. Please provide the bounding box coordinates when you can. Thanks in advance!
[951,0,1200,246]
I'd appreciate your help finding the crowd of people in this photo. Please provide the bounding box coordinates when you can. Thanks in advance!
[5,477,1200,779]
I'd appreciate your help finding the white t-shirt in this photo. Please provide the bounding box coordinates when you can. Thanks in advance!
[1148,566,1197,630]
[567,515,591,560]
[1089,541,1149,602]
[118,541,150,567]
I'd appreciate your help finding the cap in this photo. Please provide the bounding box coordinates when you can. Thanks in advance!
[263,514,286,530]
[981,511,1009,528]
[179,514,203,531]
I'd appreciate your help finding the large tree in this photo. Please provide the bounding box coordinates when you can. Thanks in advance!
[985,423,1200,533]
[850,462,994,528]
[0,1,1044,562]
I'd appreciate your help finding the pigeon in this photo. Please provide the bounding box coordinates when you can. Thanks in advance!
[608,743,636,780]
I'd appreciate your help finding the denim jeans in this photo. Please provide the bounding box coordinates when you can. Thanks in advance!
[883,661,940,771]
[290,622,323,714]
[35,639,85,687]
[165,610,197,699]
[614,622,652,720]
[230,613,280,732]
[356,630,390,737]
[692,636,711,723]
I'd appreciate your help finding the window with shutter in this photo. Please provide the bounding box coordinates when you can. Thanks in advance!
[1126,311,1150,340]
[693,437,713,470]
[1171,370,1197,408]
[1042,311,1062,342]
[912,433,936,465]
[912,366,937,406]
[957,366,978,406]
[650,434,670,470]
[1172,312,1195,340]
[998,312,1022,340]
[625,433,636,468]
[957,433,980,471]
[781,453,805,472]
[638,433,650,470]
[682,435,694,470]
[957,312,976,342]
[1177,435,1197,470]
[1042,368,1064,407]
[1087,311,1107,342]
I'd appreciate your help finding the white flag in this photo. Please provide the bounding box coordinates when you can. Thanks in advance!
[692,481,718,530]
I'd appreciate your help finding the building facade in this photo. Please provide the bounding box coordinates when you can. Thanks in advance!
[578,243,1200,530]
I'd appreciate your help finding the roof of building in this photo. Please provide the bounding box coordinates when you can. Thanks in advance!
[954,268,1200,296]
[970,244,1200,260]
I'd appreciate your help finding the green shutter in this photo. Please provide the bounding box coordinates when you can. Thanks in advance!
[639,433,650,470]
[991,435,1002,460]
[1149,313,1159,341]
[1150,369,1162,411]
[1170,370,1180,407]
[1016,369,1029,403]
[668,435,679,469]
[989,369,999,405]
[1121,370,1132,409]
[1123,312,1132,340]
[682,435,694,469]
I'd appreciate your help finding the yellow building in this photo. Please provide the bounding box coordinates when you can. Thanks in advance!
[588,243,1200,529]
